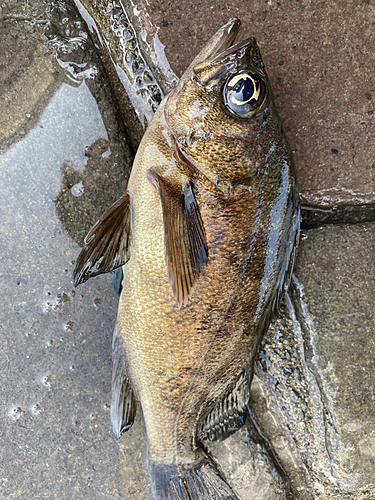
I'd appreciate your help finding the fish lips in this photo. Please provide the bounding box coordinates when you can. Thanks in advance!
[187,17,242,72]
[206,17,242,59]
[193,34,266,87]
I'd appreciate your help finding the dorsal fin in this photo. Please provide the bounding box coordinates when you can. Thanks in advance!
[147,169,208,308]
[72,192,131,286]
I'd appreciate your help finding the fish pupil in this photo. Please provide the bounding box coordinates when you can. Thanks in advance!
[232,78,256,104]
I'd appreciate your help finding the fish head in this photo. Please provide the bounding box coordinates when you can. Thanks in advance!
[164,18,291,193]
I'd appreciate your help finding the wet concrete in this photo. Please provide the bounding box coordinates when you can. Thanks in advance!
[2,0,375,499]
[0,2,58,153]
[294,224,375,492]
[0,0,132,497]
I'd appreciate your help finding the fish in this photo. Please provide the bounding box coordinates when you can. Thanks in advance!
[73,17,300,500]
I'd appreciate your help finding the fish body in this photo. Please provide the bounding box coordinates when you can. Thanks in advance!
[73,18,300,500]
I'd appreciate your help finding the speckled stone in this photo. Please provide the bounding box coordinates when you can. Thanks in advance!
[0,1,132,497]
[294,223,375,490]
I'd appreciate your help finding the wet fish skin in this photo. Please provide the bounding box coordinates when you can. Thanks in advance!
[73,17,300,500]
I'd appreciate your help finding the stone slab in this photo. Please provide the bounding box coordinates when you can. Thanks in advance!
[295,223,375,488]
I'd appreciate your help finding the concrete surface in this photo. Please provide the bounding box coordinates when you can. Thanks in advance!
[0,1,58,153]
[1,0,375,499]
[295,224,375,490]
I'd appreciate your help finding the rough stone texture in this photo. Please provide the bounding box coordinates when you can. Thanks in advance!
[118,0,375,207]
[206,421,290,500]
[294,224,375,489]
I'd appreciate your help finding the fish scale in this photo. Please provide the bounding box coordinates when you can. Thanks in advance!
[73,17,300,500]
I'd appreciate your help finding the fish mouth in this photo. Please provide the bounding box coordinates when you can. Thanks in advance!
[211,36,258,62]
[192,21,261,86]
[206,19,258,63]
[187,18,241,71]
[206,18,242,59]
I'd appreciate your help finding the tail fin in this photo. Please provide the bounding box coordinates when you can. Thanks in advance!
[150,453,239,500]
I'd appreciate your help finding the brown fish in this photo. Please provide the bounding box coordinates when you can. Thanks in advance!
[73,18,300,500]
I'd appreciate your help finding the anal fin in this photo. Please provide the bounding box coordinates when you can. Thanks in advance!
[111,327,137,439]
[198,371,250,442]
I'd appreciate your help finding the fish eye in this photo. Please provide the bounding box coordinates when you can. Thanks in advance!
[223,71,267,117]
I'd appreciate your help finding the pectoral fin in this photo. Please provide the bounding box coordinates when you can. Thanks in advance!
[147,169,208,307]
[72,192,131,286]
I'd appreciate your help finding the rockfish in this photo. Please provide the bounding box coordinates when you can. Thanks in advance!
[73,18,300,500]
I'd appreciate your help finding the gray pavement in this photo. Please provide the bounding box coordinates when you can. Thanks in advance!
[1,1,130,497]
